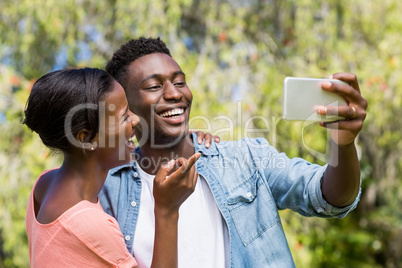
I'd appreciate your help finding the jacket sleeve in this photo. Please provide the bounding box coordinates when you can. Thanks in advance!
[251,137,360,218]
[99,171,120,218]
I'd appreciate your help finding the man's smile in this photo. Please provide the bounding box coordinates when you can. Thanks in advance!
[155,106,188,125]
[159,108,184,118]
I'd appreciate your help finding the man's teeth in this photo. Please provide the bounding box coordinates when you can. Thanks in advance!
[159,108,184,118]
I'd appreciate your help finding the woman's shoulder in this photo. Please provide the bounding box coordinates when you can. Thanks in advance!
[60,201,127,249]
[33,168,95,225]
[62,201,118,230]
[32,169,61,223]
[29,200,136,266]
[61,202,137,267]
[33,168,75,224]
[33,169,58,207]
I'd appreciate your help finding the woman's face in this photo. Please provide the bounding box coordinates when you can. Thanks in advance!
[94,81,139,169]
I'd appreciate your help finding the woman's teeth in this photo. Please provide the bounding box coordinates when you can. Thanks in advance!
[127,136,135,145]
[159,108,184,118]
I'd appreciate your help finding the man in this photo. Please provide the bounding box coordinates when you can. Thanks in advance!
[100,37,367,267]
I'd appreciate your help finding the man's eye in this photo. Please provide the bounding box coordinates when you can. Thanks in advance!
[174,82,186,87]
[146,85,161,90]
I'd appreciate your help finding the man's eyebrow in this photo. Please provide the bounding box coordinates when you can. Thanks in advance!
[140,71,186,84]
[173,71,185,77]
[140,74,162,85]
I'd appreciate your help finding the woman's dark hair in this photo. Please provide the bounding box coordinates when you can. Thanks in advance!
[23,68,115,152]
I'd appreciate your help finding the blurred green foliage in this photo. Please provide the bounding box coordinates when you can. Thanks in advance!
[1,0,401,267]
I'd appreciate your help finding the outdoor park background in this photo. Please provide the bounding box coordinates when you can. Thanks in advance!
[0,0,401,267]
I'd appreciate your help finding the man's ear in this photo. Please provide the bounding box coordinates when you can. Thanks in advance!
[76,129,97,151]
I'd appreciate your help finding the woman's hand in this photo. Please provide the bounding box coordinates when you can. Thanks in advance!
[153,153,201,216]
[189,129,220,148]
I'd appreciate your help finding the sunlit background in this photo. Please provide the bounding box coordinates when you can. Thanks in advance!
[1,0,401,267]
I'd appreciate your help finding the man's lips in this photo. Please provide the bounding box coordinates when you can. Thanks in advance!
[158,108,185,118]
[155,106,188,124]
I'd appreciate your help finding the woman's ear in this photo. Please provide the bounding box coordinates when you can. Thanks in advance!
[76,129,97,151]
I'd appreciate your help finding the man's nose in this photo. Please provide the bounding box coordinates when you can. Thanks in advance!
[163,82,183,101]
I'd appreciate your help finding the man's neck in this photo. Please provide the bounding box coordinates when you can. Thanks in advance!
[136,135,195,175]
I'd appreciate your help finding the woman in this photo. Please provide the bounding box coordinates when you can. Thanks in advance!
[24,68,210,267]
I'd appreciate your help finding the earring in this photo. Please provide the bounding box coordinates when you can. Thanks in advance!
[87,141,97,151]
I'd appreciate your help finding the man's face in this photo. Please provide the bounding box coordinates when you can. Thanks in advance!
[125,53,193,146]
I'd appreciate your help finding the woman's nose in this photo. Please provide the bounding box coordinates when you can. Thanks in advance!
[131,114,140,127]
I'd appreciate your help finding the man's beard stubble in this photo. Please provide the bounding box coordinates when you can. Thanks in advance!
[139,123,189,149]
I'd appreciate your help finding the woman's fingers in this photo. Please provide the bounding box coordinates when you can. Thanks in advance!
[154,160,175,183]
[190,130,220,148]
[189,129,205,145]
[165,153,201,183]
[183,153,201,173]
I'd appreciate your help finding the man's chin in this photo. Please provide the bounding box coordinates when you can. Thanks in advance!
[147,127,189,149]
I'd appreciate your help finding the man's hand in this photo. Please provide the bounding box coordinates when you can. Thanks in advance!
[318,72,367,207]
[317,72,368,145]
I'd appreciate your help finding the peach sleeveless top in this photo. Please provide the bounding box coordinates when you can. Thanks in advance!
[26,170,137,268]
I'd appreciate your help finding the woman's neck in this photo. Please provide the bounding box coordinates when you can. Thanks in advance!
[60,153,107,202]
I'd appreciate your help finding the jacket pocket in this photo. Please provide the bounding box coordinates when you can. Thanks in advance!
[227,170,279,246]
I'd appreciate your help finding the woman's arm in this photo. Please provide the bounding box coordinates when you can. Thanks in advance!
[151,153,200,268]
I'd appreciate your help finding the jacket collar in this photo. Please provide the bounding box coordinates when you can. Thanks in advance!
[191,132,219,156]
[109,132,219,175]
[108,158,137,175]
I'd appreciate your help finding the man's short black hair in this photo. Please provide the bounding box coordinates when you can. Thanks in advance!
[106,37,171,89]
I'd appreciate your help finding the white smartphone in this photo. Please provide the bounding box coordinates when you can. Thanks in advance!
[282,77,348,121]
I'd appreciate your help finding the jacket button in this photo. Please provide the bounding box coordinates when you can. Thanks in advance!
[133,172,138,178]
[246,192,252,197]
[131,201,137,207]
[125,235,131,241]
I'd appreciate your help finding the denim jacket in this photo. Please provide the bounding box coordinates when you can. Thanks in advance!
[99,134,360,268]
